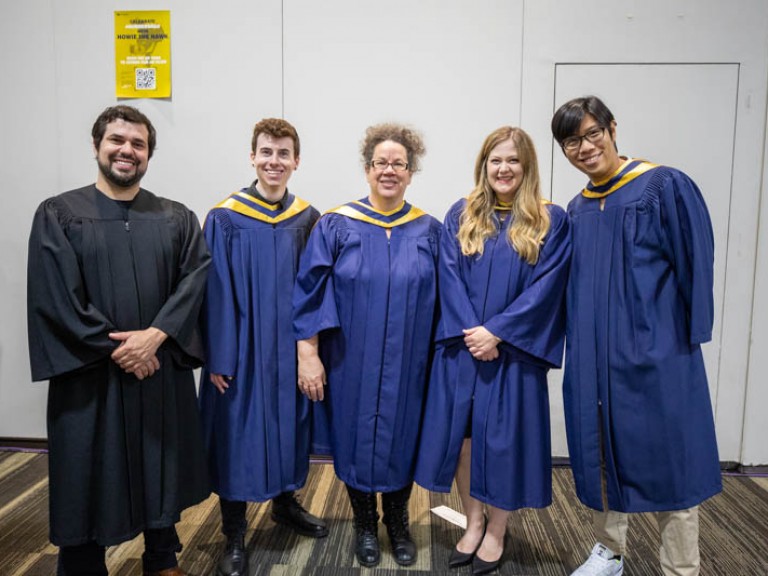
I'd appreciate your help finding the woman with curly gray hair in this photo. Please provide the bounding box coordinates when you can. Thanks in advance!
[293,123,440,568]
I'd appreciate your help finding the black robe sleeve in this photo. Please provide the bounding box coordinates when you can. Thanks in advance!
[27,199,117,381]
[149,205,211,366]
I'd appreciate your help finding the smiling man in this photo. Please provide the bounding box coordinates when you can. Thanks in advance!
[27,105,211,575]
[198,118,325,576]
[552,96,721,576]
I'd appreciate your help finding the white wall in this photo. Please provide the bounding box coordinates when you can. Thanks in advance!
[282,0,524,217]
[2,0,767,465]
[520,0,768,463]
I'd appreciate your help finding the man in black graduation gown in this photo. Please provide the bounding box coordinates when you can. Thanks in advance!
[26,105,211,576]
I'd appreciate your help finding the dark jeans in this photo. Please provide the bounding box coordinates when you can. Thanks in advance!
[56,526,181,575]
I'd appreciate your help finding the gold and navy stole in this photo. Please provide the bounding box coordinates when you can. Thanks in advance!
[327,199,426,229]
[494,199,514,213]
[214,190,311,224]
[582,158,658,199]
[493,198,553,212]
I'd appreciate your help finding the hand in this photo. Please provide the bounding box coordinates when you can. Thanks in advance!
[210,373,232,394]
[131,356,161,380]
[110,327,168,374]
[297,337,326,402]
[463,326,501,362]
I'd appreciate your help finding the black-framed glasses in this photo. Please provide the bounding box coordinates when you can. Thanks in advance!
[370,159,409,172]
[561,126,606,152]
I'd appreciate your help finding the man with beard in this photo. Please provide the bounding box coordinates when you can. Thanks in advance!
[27,105,211,575]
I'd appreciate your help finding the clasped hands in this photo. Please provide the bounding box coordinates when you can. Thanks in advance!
[109,327,167,381]
[463,326,501,361]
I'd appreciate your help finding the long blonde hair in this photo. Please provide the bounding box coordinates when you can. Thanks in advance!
[457,127,550,264]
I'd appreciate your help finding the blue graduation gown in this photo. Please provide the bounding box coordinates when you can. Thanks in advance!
[199,188,320,502]
[414,199,571,511]
[565,159,722,513]
[293,199,441,492]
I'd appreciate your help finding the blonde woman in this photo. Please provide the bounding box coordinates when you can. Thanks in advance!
[415,127,571,575]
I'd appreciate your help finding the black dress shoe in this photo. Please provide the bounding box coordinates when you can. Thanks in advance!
[216,534,248,576]
[271,492,329,538]
[449,517,487,568]
[472,554,501,576]
[471,530,507,575]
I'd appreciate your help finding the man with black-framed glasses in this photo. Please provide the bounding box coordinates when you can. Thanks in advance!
[551,96,721,576]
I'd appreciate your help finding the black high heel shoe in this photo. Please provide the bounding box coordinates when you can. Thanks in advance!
[471,530,508,575]
[448,516,487,568]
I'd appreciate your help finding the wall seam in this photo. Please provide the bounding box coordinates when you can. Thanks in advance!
[739,60,768,465]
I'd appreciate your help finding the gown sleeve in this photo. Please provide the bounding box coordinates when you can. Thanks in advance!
[292,215,342,340]
[435,202,481,343]
[658,170,715,344]
[149,206,211,362]
[27,199,117,381]
[483,205,572,367]
[201,210,238,376]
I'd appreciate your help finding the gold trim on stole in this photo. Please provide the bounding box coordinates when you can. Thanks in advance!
[328,200,426,229]
[214,192,311,224]
[581,159,658,199]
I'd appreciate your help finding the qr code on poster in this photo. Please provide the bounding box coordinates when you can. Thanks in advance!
[135,68,156,90]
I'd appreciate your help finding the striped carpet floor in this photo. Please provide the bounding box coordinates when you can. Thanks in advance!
[1,451,767,575]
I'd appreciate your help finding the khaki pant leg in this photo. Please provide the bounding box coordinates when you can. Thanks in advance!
[657,506,700,576]
[592,509,629,556]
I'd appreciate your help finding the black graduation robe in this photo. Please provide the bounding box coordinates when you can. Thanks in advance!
[27,185,211,547]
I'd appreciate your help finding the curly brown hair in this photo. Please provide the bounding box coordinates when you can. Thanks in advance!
[360,123,426,172]
[251,118,300,157]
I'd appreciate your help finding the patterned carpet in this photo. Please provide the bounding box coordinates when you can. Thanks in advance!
[1,451,767,575]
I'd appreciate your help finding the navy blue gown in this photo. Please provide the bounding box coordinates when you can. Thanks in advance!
[415,199,571,510]
[293,199,441,492]
[565,159,721,513]
[199,188,320,501]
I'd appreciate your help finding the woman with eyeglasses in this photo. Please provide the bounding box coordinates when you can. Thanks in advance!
[414,127,571,575]
[293,123,440,568]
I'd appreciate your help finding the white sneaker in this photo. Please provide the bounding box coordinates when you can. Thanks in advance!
[571,543,624,576]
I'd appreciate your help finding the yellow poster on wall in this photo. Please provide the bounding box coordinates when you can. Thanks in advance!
[115,11,171,98]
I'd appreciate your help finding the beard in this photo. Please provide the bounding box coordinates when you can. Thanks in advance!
[97,155,146,188]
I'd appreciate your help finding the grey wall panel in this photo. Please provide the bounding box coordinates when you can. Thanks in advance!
[0,0,59,437]
[282,0,525,218]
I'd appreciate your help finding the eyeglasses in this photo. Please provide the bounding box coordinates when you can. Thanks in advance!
[561,126,606,152]
[370,159,409,172]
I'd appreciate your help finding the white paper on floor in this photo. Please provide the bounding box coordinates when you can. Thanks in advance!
[430,505,467,529]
